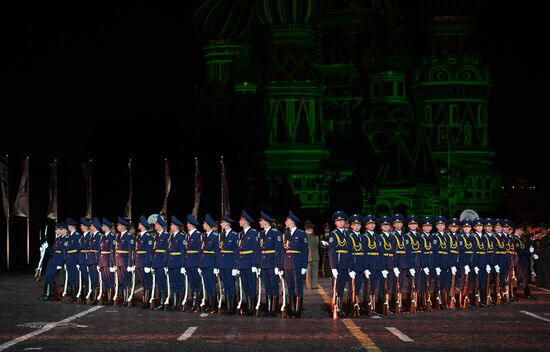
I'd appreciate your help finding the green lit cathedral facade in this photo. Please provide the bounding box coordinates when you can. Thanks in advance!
[193,0,501,218]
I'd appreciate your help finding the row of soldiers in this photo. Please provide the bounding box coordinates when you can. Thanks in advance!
[327,211,538,318]
[37,210,310,318]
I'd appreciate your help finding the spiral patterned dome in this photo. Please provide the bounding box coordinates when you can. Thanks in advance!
[194,0,257,40]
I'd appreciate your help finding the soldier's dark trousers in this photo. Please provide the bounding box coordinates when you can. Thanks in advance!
[286,269,304,297]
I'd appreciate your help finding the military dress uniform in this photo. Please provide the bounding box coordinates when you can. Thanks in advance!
[493,219,508,303]
[114,217,135,306]
[347,214,366,316]
[135,216,153,308]
[185,215,202,312]
[283,211,308,318]
[390,214,407,312]
[377,216,396,314]
[151,216,170,310]
[433,216,448,309]
[472,218,488,306]
[258,211,283,317]
[237,210,260,316]
[199,214,220,313]
[419,217,434,310]
[458,219,474,307]
[98,218,116,304]
[446,218,460,308]
[64,218,81,302]
[328,211,350,317]
[78,218,92,304]
[514,231,536,299]
[167,215,186,311]
[404,215,422,312]
[86,217,102,304]
[40,223,68,301]
[362,215,379,313]
[218,214,239,314]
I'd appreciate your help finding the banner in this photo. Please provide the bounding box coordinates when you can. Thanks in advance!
[13,157,29,217]
[160,159,171,218]
[81,159,92,219]
[192,157,202,218]
[46,159,58,220]
[124,159,132,220]
[0,156,9,218]
[221,157,230,216]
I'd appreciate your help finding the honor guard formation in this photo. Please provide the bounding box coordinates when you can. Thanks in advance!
[36,210,543,319]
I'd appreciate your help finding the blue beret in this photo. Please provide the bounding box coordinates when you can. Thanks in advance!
[241,210,255,223]
[349,214,363,224]
[484,218,494,226]
[80,217,91,227]
[102,217,112,227]
[434,216,447,226]
[187,214,200,227]
[392,214,405,223]
[421,217,433,226]
[259,210,274,222]
[117,216,130,227]
[473,217,485,226]
[156,216,167,228]
[332,211,348,222]
[204,214,216,227]
[406,215,419,224]
[91,217,102,230]
[221,214,235,224]
[56,221,67,229]
[378,216,391,226]
[287,210,301,224]
[364,214,377,224]
[171,215,183,227]
[65,217,78,226]
[461,218,473,227]
[139,215,151,228]
[448,218,460,226]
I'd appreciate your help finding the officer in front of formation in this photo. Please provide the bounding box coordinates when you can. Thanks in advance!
[328,211,350,318]
[38,221,68,301]
[199,214,220,314]
[135,215,153,308]
[151,216,170,310]
[185,214,202,312]
[238,210,260,316]
[64,218,81,303]
[167,215,186,311]
[258,210,283,317]
[114,217,134,307]
[283,210,308,318]
[218,214,238,314]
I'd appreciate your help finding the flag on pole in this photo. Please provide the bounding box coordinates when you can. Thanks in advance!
[13,157,29,218]
[160,159,171,218]
[46,159,58,221]
[124,158,133,220]
[0,156,9,218]
[221,156,230,216]
[81,159,92,219]
[192,157,202,218]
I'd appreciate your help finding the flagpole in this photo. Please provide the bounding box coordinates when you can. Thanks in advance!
[26,156,30,265]
[6,216,9,269]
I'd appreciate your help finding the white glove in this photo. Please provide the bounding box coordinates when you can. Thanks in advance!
[257,268,262,275]
[393,267,400,277]
[474,266,479,274]
[464,265,470,275]
[364,269,371,279]
[97,265,101,272]
[485,264,491,273]
[181,267,186,274]
[409,268,415,277]
[56,265,62,270]
[151,268,155,273]
[109,266,116,273]
[198,268,202,274]
[214,268,219,275]
[533,254,539,260]
[274,267,280,275]
[494,264,500,273]
[127,266,132,272]
[349,271,356,279]
[321,240,329,247]
[76,264,80,270]
[279,270,284,277]
[331,268,338,278]
[451,266,457,276]
[40,242,48,252]
[435,267,441,276]
[423,267,430,275]
[301,268,306,275]
[164,267,168,274]
[529,245,534,253]
[132,265,136,272]
[144,267,151,273]
[232,269,238,276]
[251,266,257,273]
[381,270,389,278]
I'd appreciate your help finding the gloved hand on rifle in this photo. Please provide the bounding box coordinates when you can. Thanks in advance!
[464,265,470,275]
[494,264,500,273]
[381,270,389,279]
[485,264,491,274]
[144,267,151,273]
[435,267,441,276]
[232,269,238,276]
[364,269,371,279]
[451,266,457,276]
[423,267,430,275]
[409,268,416,276]
[181,267,186,275]
[393,267,400,277]
[474,266,479,274]
[348,271,356,279]
[332,268,338,278]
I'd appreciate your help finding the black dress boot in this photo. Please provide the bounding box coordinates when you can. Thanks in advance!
[155,290,166,311]
[289,296,296,318]
[39,284,51,301]
[190,292,198,312]
[271,296,279,317]
[246,296,255,316]
[263,295,272,317]
[295,297,303,318]
[227,295,235,315]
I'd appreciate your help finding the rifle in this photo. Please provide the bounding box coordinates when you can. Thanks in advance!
[181,271,189,311]
[127,269,136,308]
[366,275,373,317]
[280,271,288,318]
[495,271,501,305]
[425,271,432,312]
[332,276,338,320]
[462,270,470,309]
[254,270,262,317]
[449,271,456,309]
[383,276,390,315]
[34,226,48,282]
[434,273,441,311]
[351,276,360,318]
[395,272,401,315]
[149,268,156,309]
[236,273,243,314]
[217,270,223,313]
[410,272,417,313]
[474,271,480,308]
[486,269,492,306]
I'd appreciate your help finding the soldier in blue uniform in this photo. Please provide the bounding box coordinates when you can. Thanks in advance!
[433,216,448,310]
[362,214,379,315]
[151,216,170,310]
[167,215,186,311]
[446,218,460,308]
[218,214,239,314]
[483,218,495,305]
[472,217,488,307]
[347,214,365,317]
[135,215,153,308]
[86,217,102,304]
[200,214,220,313]
[258,210,283,317]
[502,219,515,303]
[404,215,421,313]
[185,214,202,312]
[99,218,116,305]
[492,219,508,305]
[390,214,407,313]
[514,225,537,299]
[238,210,260,316]
[328,211,350,318]
[77,217,91,304]
[38,222,68,301]
[114,217,134,307]
[64,218,81,303]
[377,216,396,314]
[283,210,308,318]
[419,217,433,311]
[458,219,474,308]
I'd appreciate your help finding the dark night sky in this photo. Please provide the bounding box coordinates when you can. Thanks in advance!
[0,1,548,268]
